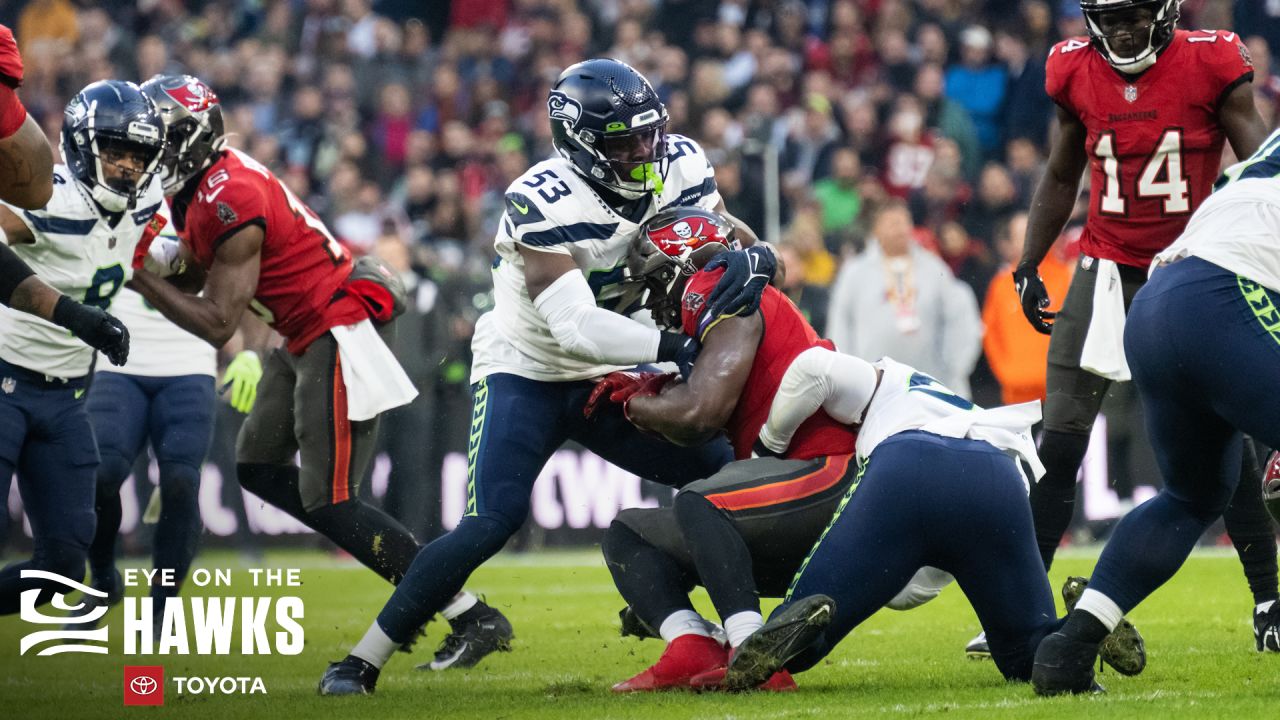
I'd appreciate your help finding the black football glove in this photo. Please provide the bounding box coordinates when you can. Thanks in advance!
[656,333,701,379]
[52,295,130,366]
[1012,263,1055,335]
[704,245,777,320]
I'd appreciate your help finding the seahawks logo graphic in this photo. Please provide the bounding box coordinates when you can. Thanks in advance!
[547,91,583,128]
[18,570,110,656]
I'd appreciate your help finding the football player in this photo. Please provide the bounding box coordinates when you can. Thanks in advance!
[130,75,509,658]
[0,80,164,612]
[1032,126,1280,694]
[318,58,775,695]
[0,24,128,358]
[77,198,219,628]
[596,208,953,692]
[1012,0,1280,653]
[602,213,1143,691]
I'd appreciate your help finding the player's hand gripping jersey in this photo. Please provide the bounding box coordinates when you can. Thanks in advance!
[680,266,856,461]
[0,166,162,377]
[471,134,720,383]
[172,147,371,353]
[1048,29,1254,266]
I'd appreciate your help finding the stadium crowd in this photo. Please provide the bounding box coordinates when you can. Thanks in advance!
[4,0,1279,543]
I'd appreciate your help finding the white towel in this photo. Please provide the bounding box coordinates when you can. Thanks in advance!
[920,400,1045,491]
[1080,258,1132,382]
[330,319,419,421]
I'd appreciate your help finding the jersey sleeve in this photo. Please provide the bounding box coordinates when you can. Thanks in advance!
[499,166,619,257]
[663,134,721,211]
[1201,31,1255,104]
[2,169,90,245]
[1045,38,1090,113]
[680,267,724,341]
[0,24,22,88]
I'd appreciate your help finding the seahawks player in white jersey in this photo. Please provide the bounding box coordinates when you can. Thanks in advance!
[718,348,1146,691]
[0,80,165,613]
[320,58,776,694]
[1034,127,1280,695]
[76,197,219,626]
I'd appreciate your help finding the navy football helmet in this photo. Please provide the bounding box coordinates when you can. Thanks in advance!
[627,207,735,329]
[548,58,669,200]
[139,74,225,195]
[61,80,166,212]
[1081,0,1180,73]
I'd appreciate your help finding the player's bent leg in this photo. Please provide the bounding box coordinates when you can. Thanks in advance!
[84,371,148,596]
[1223,436,1280,651]
[149,374,215,602]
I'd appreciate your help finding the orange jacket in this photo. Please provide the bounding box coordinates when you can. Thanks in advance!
[982,256,1073,405]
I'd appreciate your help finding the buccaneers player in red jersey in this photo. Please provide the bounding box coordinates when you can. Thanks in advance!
[128,75,512,658]
[1012,0,1280,654]
[591,209,952,691]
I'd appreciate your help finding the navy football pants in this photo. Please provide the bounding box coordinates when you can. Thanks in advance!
[781,431,1058,681]
[87,371,214,599]
[1091,257,1280,612]
[375,372,735,641]
[0,360,98,614]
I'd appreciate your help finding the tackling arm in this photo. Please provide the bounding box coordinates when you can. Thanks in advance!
[129,224,263,348]
[0,203,57,318]
[0,114,53,210]
[624,312,761,446]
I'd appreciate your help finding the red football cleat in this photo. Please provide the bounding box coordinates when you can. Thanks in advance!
[688,651,798,692]
[611,634,728,693]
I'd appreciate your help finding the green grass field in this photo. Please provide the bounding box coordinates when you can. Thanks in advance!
[0,548,1276,719]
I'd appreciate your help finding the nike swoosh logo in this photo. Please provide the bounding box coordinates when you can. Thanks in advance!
[74,389,85,399]
[432,642,468,669]
[201,186,226,203]
[511,200,529,215]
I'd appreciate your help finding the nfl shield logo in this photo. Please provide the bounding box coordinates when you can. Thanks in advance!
[1,377,14,394]
[1124,85,1138,103]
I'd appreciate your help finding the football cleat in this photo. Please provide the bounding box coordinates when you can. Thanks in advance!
[722,595,833,692]
[619,605,660,640]
[612,634,728,692]
[317,656,379,696]
[419,600,514,671]
[964,631,991,660]
[689,649,798,692]
[1061,576,1146,676]
[1031,631,1105,696]
[1254,603,1280,652]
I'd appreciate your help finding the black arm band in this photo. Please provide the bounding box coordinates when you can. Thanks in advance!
[0,241,35,306]
[655,332,687,363]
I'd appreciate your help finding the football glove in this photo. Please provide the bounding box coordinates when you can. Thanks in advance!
[221,350,262,414]
[656,333,701,379]
[583,371,676,420]
[704,245,777,319]
[1012,263,1055,334]
[53,296,129,366]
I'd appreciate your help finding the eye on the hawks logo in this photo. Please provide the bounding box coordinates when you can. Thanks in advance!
[164,79,219,112]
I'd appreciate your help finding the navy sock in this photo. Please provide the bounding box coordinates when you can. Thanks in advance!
[1028,431,1091,570]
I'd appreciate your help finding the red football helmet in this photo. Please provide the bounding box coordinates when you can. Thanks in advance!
[628,207,735,329]
[1264,451,1280,524]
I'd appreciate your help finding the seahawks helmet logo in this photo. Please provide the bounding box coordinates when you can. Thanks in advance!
[547,91,583,128]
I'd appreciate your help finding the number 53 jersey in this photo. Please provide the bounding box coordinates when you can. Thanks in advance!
[1047,29,1254,267]
[0,165,163,378]
[471,133,721,383]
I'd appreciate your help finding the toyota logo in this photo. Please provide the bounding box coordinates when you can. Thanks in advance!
[130,676,158,696]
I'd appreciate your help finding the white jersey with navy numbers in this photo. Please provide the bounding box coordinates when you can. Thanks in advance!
[103,201,217,379]
[470,133,721,383]
[0,165,164,378]
[1157,128,1280,293]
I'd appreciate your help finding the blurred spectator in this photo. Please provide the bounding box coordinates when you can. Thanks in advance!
[826,200,983,397]
[963,162,1020,249]
[780,92,840,197]
[937,220,998,304]
[996,27,1052,147]
[945,26,1008,156]
[811,145,862,246]
[981,212,1073,405]
[914,62,981,180]
[881,95,935,198]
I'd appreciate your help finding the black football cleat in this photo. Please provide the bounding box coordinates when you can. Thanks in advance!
[317,655,379,696]
[419,599,514,671]
[1254,603,1280,652]
[964,631,991,660]
[619,605,661,640]
[1061,576,1145,676]
[722,594,833,692]
[1032,631,1105,696]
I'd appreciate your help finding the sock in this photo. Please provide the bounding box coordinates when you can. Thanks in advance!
[442,591,478,622]
[1072,588,1123,635]
[658,609,713,643]
[724,610,763,648]
[1224,438,1280,605]
[350,620,400,669]
[1028,430,1092,570]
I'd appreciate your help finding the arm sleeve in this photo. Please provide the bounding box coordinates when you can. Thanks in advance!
[532,269,663,365]
[758,346,878,454]
[0,239,34,306]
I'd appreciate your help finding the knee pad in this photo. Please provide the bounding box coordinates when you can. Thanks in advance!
[602,518,645,564]
[95,453,135,491]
